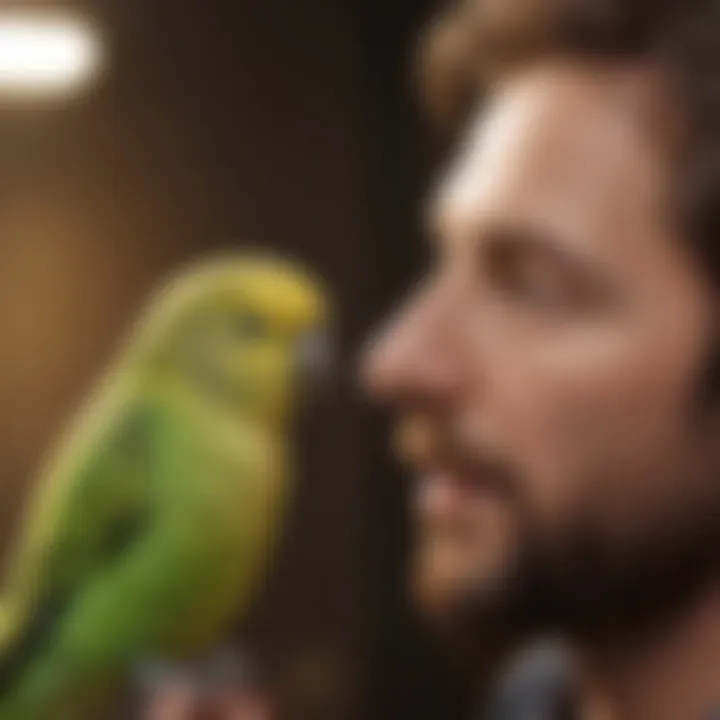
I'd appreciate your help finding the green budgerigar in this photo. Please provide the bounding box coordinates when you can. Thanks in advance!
[0,254,330,718]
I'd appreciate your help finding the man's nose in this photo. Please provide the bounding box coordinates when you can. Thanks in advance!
[360,289,462,405]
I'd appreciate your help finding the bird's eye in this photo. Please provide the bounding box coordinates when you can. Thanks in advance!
[233,313,268,339]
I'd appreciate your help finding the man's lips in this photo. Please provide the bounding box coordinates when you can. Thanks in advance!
[416,468,505,525]
[395,415,517,501]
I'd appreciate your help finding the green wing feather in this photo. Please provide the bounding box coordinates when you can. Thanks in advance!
[0,380,152,704]
[0,378,284,719]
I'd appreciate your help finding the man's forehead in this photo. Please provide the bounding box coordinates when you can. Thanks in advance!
[430,60,667,241]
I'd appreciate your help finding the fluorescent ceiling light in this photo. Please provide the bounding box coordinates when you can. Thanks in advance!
[0,10,103,99]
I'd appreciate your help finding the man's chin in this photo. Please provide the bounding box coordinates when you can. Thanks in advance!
[410,528,543,645]
[412,554,503,632]
[410,567,527,673]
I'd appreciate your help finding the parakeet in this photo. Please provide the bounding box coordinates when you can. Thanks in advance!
[0,254,331,719]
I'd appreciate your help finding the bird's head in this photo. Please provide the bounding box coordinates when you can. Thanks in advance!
[129,254,332,427]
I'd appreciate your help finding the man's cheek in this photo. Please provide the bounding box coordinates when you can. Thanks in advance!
[468,372,572,521]
[465,334,686,523]
[509,392,682,547]
[483,383,623,529]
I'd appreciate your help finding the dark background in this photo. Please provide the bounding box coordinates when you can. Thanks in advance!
[0,1,476,718]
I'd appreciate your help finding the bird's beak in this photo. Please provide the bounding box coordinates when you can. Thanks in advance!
[295,326,335,397]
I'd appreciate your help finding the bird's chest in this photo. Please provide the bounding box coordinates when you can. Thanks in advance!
[181,471,279,568]
[186,428,284,556]
[169,458,283,652]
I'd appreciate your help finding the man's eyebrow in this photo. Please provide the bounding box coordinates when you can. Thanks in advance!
[478,224,596,273]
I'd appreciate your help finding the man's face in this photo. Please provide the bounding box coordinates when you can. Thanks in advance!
[363,62,720,637]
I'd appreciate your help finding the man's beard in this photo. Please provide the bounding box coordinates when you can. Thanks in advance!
[413,504,720,663]
[402,416,720,649]
[461,508,720,644]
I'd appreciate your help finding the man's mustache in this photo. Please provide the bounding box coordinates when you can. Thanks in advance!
[393,414,520,499]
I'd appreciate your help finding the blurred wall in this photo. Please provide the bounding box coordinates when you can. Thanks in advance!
[0,1,473,718]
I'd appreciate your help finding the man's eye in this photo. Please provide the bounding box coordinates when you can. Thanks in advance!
[497,256,574,309]
[480,229,614,316]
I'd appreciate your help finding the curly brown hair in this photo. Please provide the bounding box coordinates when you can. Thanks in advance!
[418,0,720,279]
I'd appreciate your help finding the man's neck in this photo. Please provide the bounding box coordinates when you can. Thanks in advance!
[575,581,720,720]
